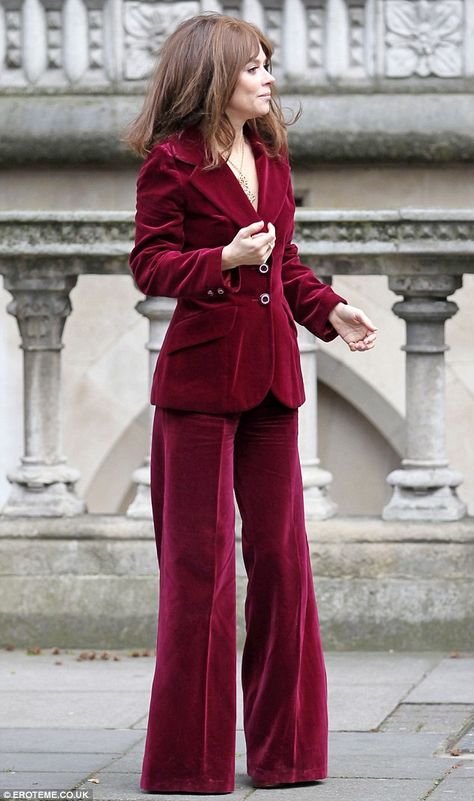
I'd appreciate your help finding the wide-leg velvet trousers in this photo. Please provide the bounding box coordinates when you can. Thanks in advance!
[140,391,328,794]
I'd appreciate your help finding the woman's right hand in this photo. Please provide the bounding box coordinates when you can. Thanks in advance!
[222,221,275,271]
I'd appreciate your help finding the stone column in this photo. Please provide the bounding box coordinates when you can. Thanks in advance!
[383,275,466,521]
[126,296,175,518]
[297,324,338,519]
[2,273,85,517]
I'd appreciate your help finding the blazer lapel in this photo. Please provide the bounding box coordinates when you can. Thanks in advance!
[170,125,289,230]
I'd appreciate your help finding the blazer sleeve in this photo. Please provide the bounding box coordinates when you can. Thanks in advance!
[129,145,232,298]
[281,172,348,342]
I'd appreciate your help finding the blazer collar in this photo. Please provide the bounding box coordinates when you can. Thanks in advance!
[169,124,289,229]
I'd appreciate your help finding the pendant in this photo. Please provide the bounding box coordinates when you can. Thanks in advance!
[237,170,256,205]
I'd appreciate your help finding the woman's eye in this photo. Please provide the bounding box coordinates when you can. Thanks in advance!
[247,63,271,74]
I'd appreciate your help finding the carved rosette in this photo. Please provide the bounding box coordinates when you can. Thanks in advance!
[123,1,199,80]
[385,0,463,78]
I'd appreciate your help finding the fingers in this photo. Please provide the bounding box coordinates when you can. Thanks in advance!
[238,221,265,238]
[347,332,378,352]
[355,310,378,332]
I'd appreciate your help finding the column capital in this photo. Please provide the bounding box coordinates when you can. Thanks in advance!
[388,274,463,299]
[5,275,78,352]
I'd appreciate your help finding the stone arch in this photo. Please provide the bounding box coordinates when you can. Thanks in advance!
[316,351,404,515]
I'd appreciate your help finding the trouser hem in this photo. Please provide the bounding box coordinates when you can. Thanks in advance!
[140,779,234,794]
[248,767,327,784]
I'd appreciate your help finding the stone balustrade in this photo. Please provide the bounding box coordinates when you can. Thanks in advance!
[0,209,472,523]
[2,0,472,92]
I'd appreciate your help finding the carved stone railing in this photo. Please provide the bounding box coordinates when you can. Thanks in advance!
[0,209,472,521]
[1,1,474,166]
[0,0,472,91]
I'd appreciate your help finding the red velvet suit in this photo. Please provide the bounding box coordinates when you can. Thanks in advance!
[129,125,347,794]
[129,124,347,413]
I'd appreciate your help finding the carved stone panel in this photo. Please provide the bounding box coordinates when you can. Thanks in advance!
[123,1,199,80]
[0,0,472,90]
[384,0,464,78]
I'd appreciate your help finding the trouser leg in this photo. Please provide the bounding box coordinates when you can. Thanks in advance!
[234,396,328,784]
[141,406,239,794]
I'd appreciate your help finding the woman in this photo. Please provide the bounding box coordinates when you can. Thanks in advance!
[127,13,377,795]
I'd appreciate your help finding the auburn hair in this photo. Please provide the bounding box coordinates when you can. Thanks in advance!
[124,13,299,168]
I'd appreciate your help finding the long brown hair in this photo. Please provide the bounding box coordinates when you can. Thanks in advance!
[124,13,299,168]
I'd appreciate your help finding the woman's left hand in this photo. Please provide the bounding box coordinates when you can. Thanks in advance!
[328,302,378,352]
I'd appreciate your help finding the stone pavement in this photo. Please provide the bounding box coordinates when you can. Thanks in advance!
[0,648,473,801]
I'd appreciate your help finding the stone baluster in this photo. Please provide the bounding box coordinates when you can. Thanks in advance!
[297,324,337,519]
[383,275,466,521]
[63,0,89,83]
[200,0,223,11]
[241,0,265,30]
[282,0,307,77]
[126,296,175,518]
[23,0,47,83]
[2,274,86,516]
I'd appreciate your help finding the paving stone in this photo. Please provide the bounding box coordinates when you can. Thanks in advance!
[329,731,446,757]
[0,728,144,753]
[428,776,474,800]
[1,691,150,728]
[325,652,441,687]
[252,778,436,800]
[77,770,252,800]
[0,772,89,791]
[405,658,474,704]
[379,704,474,734]
[325,652,441,731]
[0,752,119,774]
[453,722,474,753]
[448,763,474,778]
[328,684,409,732]
[0,650,154,692]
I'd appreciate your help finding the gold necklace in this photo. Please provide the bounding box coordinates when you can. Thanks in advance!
[226,137,257,206]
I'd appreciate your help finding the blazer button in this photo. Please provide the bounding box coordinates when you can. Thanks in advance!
[207,289,214,296]
[259,263,269,274]
[259,292,270,306]
[217,288,225,294]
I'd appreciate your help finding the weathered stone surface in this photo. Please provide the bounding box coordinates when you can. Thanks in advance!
[2,95,474,165]
[252,778,437,800]
[380,704,474,735]
[2,210,474,277]
[0,516,473,648]
[428,776,474,801]
[405,658,474,704]
[328,732,450,779]
[0,728,144,753]
[326,652,440,731]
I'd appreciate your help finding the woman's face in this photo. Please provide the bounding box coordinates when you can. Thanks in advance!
[226,44,275,126]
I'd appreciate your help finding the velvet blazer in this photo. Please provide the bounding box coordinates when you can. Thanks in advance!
[129,125,348,413]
